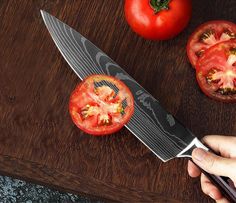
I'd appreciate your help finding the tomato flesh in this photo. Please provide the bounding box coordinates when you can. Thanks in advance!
[69,75,134,135]
[187,20,236,67]
[196,40,236,102]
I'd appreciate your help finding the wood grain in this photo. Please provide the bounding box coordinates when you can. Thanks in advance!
[0,0,235,202]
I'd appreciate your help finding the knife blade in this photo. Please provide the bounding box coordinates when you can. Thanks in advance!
[40,10,236,201]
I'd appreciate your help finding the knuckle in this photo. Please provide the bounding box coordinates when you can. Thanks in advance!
[205,154,218,170]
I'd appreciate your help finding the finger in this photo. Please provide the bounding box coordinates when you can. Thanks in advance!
[200,174,230,203]
[200,173,223,201]
[187,160,201,177]
[216,198,230,203]
[192,148,236,178]
[202,135,236,158]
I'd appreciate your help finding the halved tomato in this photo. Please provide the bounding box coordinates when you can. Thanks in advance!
[69,75,134,135]
[196,40,236,102]
[187,20,236,67]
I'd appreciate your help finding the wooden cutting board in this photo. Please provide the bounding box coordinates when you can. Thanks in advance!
[0,0,235,202]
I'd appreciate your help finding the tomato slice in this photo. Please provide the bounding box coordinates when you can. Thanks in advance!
[196,40,236,102]
[187,20,236,67]
[69,75,134,135]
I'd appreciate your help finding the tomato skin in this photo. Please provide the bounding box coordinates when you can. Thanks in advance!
[187,20,236,67]
[69,75,134,136]
[125,0,192,40]
[196,40,236,103]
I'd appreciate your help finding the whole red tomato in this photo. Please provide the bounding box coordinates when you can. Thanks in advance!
[125,0,192,40]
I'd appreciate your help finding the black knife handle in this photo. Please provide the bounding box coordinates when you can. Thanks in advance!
[180,138,236,202]
[201,169,236,202]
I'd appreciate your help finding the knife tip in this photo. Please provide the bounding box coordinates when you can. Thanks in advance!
[40,9,47,17]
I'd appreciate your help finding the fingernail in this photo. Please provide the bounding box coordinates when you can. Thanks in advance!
[192,148,207,162]
[209,193,215,199]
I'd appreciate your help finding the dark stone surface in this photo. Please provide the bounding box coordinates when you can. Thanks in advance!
[0,175,101,203]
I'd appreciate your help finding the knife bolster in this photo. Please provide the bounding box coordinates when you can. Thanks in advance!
[176,137,208,158]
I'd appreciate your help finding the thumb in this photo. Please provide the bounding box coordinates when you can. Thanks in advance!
[192,148,236,179]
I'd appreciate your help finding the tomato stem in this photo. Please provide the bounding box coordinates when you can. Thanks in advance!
[149,0,171,14]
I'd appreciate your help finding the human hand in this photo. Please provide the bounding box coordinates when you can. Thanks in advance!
[187,135,236,203]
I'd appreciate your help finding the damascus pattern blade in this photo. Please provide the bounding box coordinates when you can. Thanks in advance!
[41,10,195,162]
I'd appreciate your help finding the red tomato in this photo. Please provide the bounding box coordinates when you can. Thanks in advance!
[124,0,192,40]
[196,40,236,102]
[69,75,134,135]
[187,20,236,67]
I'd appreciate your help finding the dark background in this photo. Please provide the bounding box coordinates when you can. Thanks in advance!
[0,0,235,202]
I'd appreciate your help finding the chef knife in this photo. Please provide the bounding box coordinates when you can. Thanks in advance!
[40,10,236,201]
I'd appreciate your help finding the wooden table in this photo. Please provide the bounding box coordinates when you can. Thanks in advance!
[0,0,235,202]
